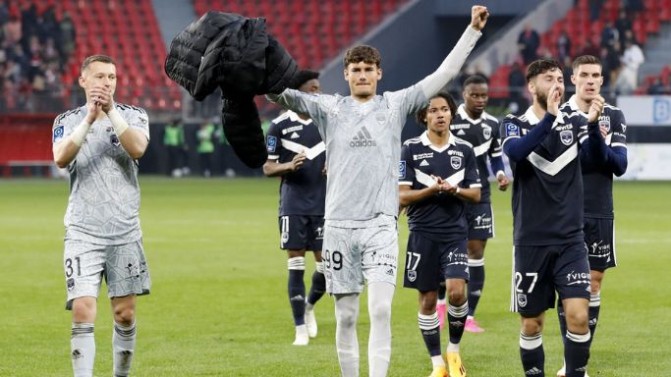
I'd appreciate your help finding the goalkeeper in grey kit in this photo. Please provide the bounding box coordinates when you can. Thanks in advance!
[267,6,489,377]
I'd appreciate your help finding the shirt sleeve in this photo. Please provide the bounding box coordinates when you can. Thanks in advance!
[52,112,77,145]
[267,89,336,135]
[399,143,415,186]
[463,147,482,188]
[266,120,282,161]
[127,107,150,140]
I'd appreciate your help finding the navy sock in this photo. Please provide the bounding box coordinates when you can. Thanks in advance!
[520,332,545,377]
[565,331,590,377]
[588,293,601,346]
[467,259,485,317]
[418,312,442,357]
[307,270,326,306]
[447,302,468,345]
[288,269,305,325]
[438,283,446,301]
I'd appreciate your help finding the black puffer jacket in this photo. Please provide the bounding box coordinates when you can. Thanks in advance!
[165,12,298,168]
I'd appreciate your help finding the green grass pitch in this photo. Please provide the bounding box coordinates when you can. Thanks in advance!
[0,178,669,376]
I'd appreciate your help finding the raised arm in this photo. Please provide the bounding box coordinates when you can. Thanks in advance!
[417,6,488,98]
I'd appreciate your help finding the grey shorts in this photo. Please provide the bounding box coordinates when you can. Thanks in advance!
[64,238,151,310]
[322,218,398,294]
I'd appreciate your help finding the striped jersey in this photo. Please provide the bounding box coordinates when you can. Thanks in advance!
[562,96,627,218]
[450,104,502,203]
[52,104,149,245]
[266,110,326,216]
[399,132,481,242]
[500,107,589,246]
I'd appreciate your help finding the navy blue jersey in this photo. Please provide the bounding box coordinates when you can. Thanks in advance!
[501,107,590,246]
[450,104,503,203]
[562,96,627,218]
[266,111,326,216]
[399,132,482,242]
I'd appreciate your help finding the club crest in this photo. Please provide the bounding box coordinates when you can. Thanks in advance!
[560,130,573,146]
[450,156,462,170]
[599,116,611,132]
[482,125,492,139]
[407,270,417,282]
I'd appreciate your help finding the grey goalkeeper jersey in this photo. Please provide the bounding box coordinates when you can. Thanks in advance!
[52,104,150,245]
[269,26,481,227]
[273,87,427,226]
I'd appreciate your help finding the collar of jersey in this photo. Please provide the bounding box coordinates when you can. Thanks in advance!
[287,110,313,125]
[420,131,457,152]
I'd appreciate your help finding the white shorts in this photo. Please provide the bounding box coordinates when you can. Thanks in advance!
[63,238,151,309]
[323,217,398,294]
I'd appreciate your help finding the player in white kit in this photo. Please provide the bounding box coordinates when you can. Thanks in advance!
[268,7,489,376]
[52,55,151,377]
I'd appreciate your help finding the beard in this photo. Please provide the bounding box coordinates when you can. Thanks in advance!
[536,89,563,111]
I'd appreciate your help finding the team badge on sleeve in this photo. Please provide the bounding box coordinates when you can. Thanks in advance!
[504,122,519,137]
[53,125,64,143]
[398,161,406,179]
[266,135,277,153]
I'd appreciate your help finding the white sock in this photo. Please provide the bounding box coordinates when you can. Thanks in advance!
[71,323,95,377]
[113,321,136,377]
[335,293,360,377]
[368,282,395,377]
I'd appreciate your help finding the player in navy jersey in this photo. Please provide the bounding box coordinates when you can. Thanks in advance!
[500,58,607,377]
[263,70,327,346]
[555,55,628,377]
[267,7,489,376]
[52,55,151,377]
[438,74,510,333]
[400,92,481,377]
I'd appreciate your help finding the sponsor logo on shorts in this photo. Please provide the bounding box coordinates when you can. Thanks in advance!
[67,278,75,291]
[589,241,611,258]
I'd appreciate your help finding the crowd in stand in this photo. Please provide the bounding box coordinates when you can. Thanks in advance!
[0,2,75,113]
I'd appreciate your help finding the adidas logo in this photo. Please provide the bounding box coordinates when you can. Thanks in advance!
[419,159,429,166]
[290,132,299,139]
[350,127,377,148]
[457,129,466,136]
[525,367,543,375]
[290,295,304,302]
[470,289,482,297]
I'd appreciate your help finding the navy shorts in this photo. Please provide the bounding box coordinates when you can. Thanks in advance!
[403,231,469,292]
[465,202,494,240]
[584,216,616,271]
[278,215,324,251]
[510,242,591,315]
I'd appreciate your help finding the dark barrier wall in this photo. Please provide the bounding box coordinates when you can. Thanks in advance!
[142,122,262,176]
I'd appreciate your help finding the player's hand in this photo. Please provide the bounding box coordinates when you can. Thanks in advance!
[587,95,605,123]
[470,6,489,31]
[546,83,561,116]
[431,175,444,195]
[89,86,114,113]
[84,92,102,124]
[497,173,510,191]
[599,124,608,138]
[290,152,307,171]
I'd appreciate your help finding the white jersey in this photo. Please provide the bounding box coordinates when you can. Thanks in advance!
[272,86,427,226]
[52,104,150,245]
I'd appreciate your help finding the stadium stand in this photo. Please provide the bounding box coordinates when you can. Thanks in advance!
[0,0,181,113]
[191,0,410,117]
[487,0,671,98]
